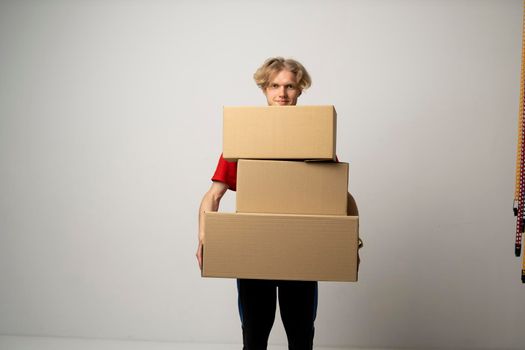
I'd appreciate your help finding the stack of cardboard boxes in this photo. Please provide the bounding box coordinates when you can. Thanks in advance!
[203,106,359,282]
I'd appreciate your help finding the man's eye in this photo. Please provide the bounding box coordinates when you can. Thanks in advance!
[287,85,296,89]
[272,84,279,88]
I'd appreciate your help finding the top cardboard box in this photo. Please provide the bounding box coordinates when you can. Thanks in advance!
[223,105,336,161]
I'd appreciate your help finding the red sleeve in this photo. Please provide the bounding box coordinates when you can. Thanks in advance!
[211,153,237,191]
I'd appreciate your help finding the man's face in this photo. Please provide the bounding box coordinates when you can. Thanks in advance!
[264,69,301,106]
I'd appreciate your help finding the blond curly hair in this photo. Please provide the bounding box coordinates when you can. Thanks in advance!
[253,57,312,91]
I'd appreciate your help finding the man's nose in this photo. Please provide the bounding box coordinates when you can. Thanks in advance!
[278,86,287,96]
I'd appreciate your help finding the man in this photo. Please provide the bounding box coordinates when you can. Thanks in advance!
[197,57,316,350]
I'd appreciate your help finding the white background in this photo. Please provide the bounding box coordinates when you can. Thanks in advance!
[0,0,524,349]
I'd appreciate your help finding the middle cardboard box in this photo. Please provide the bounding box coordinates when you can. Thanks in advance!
[236,159,349,215]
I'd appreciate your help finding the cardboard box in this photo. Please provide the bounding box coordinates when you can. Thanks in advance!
[223,105,336,161]
[237,159,348,215]
[202,212,358,282]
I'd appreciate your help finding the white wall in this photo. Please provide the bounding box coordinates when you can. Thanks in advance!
[0,0,523,349]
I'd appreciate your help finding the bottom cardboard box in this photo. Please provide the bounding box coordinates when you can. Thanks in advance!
[203,212,358,282]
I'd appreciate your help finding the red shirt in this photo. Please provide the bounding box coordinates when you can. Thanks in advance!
[211,153,238,191]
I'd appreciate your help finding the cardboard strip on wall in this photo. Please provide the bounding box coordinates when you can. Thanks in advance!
[237,159,349,215]
[223,105,336,161]
[202,212,359,282]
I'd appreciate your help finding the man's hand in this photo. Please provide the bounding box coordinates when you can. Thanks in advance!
[197,181,228,272]
[196,240,203,271]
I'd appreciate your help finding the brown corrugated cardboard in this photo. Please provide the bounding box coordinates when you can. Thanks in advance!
[202,212,358,282]
[223,105,336,161]
[236,159,348,215]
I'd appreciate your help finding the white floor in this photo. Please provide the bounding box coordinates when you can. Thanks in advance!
[0,335,392,350]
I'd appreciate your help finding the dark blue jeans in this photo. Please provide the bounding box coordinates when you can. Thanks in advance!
[237,279,318,350]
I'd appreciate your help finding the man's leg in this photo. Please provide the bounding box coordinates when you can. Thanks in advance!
[277,280,318,350]
[237,279,277,350]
